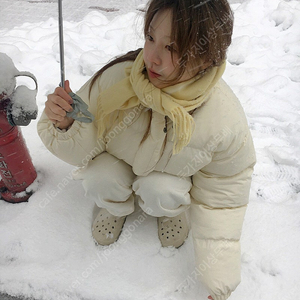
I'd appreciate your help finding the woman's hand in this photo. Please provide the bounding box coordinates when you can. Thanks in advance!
[45,80,74,130]
[208,296,214,300]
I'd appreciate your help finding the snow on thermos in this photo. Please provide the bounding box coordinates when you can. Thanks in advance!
[0,52,38,203]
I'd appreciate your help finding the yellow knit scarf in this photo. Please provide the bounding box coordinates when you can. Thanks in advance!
[97,50,226,154]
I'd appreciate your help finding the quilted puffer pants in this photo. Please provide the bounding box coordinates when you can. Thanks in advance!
[74,152,192,217]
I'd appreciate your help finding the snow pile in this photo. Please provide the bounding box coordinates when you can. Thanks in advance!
[0,53,18,99]
[0,52,38,123]
[11,85,37,116]
[0,0,299,300]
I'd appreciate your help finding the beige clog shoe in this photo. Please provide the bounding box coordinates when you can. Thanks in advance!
[92,208,126,246]
[157,211,189,248]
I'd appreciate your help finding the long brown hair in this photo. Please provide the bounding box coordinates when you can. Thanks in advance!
[89,0,233,95]
[144,0,233,83]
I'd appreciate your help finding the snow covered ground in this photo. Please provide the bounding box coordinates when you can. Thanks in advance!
[0,0,300,299]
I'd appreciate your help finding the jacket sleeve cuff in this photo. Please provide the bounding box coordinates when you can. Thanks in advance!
[211,292,232,300]
[192,238,241,300]
[37,111,105,166]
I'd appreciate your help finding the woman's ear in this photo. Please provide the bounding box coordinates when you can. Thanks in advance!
[198,57,213,72]
[187,59,212,78]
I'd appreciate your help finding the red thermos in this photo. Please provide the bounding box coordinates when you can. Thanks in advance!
[0,53,38,203]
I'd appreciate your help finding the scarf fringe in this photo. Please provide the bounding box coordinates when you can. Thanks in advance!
[171,106,195,154]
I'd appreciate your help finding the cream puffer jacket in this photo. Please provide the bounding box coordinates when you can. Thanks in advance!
[37,61,256,300]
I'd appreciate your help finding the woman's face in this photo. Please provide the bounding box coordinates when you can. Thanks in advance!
[143,9,193,89]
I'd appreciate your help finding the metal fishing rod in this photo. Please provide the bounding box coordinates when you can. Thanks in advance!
[58,0,65,89]
[56,0,94,123]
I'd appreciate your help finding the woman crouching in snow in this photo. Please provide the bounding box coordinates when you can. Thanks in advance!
[37,0,256,299]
